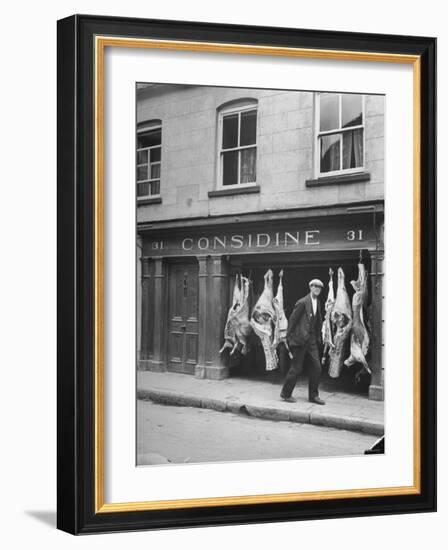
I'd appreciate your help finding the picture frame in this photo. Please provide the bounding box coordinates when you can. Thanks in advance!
[57,14,436,534]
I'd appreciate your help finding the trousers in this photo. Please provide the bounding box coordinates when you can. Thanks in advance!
[281,339,322,399]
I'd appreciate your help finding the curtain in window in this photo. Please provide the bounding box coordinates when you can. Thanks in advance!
[320,134,340,173]
[137,182,150,197]
[151,180,160,195]
[240,148,256,183]
[151,164,161,179]
[343,129,363,169]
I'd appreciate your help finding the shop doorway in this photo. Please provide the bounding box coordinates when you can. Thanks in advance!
[226,251,372,394]
[167,261,199,374]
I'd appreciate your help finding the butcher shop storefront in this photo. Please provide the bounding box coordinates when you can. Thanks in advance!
[137,203,384,400]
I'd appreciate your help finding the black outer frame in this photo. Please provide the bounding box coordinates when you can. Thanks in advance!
[57,14,436,535]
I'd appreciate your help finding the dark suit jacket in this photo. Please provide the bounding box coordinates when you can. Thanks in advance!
[287,294,323,348]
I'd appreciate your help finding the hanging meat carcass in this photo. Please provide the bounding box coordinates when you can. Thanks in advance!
[344,263,371,374]
[233,275,252,354]
[250,269,278,371]
[272,270,293,359]
[328,267,353,378]
[219,273,252,356]
[321,268,336,366]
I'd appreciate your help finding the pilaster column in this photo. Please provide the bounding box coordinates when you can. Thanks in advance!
[139,257,153,369]
[194,255,209,378]
[368,250,384,401]
[199,255,230,380]
[138,257,166,372]
[136,236,143,358]
[152,257,166,370]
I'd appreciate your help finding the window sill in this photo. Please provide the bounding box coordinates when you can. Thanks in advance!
[208,185,260,198]
[305,172,370,188]
[137,196,162,205]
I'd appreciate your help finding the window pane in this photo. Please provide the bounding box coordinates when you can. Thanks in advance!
[150,146,161,162]
[342,129,363,169]
[222,114,238,149]
[151,180,160,195]
[138,128,161,148]
[240,109,257,146]
[150,163,161,179]
[320,94,339,131]
[137,149,148,164]
[240,147,256,183]
[222,151,238,185]
[137,165,148,181]
[342,94,363,128]
[320,134,341,173]
[137,182,150,197]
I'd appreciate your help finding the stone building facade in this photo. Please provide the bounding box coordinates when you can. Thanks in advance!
[136,84,384,400]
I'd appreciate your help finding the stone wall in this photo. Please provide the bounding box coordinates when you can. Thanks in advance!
[136,85,384,223]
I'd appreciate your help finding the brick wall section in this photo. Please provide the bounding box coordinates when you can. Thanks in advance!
[136,85,384,223]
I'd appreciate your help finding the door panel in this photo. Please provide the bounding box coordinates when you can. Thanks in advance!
[168,332,183,364]
[168,262,199,374]
[185,333,198,366]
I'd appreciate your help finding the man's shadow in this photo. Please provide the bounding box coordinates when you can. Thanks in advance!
[25,510,56,528]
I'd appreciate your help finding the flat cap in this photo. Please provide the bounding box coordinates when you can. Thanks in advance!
[309,278,324,288]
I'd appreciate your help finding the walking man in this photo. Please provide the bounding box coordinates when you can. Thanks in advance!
[280,279,325,405]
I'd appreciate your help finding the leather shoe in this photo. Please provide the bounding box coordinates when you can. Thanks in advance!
[280,394,297,403]
[309,396,325,405]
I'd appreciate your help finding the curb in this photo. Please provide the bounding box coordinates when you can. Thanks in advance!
[137,388,384,436]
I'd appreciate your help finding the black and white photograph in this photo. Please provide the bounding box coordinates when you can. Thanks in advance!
[0,0,440,542]
[135,84,385,466]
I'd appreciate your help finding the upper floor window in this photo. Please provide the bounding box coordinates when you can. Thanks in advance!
[137,120,161,198]
[219,101,257,187]
[317,93,364,176]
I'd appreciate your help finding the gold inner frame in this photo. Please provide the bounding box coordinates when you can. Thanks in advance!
[94,36,421,514]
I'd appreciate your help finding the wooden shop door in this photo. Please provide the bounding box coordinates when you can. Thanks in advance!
[167,262,199,374]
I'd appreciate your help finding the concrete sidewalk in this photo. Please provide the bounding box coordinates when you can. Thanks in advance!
[137,371,384,436]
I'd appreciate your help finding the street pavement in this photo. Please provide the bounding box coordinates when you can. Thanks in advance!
[137,371,384,435]
[137,400,379,465]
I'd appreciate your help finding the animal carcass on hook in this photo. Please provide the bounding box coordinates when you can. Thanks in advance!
[272,270,292,359]
[344,263,371,374]
[219,273,252,356]
[328,267,352,378]
[321,268,335,366]
[250,269,278,371]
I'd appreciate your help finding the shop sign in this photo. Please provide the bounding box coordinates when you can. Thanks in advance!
[143,221,376,256]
